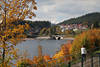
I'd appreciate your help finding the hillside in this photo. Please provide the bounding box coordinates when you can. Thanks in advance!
[59,12,100,25]
[15,20,52,37]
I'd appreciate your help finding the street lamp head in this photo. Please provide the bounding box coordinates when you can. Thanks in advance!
[0,19,2,24]
[82,45,85,47]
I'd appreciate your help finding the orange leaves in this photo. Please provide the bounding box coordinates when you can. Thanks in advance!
[33,6,37,10]
[8,11,13,15]
[33,56,38,64]
[0,4,1,7]
[29,16,32,19]
[23,9,28,15]
[32,0,37,5]
[53,43,72,62]
[62,43,72,55]
[30,12,36,16]
[44,55,51,62]
[22,0,26,3]
[53,50,64,59]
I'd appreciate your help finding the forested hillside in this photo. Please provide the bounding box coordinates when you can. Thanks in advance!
[59,12,100,25]
[15,20,52,37]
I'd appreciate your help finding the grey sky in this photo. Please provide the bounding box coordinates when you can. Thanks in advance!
[30,0,100,24]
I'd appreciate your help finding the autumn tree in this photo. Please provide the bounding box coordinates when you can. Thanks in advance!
[71,29,100,59]
[0,0,37,66]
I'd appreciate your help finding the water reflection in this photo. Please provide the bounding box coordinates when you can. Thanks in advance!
[16,39,67,59]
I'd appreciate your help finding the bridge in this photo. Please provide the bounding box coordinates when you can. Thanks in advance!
[50,35,64,40]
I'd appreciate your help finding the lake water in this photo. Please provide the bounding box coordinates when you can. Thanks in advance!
[16,39,68,59]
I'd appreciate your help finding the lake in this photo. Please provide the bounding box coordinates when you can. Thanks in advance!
[16,39,69,59]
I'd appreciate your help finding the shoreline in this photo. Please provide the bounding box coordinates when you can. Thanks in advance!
[23,37,74,40]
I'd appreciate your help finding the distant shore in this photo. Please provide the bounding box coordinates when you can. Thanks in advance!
[23,36,74,40]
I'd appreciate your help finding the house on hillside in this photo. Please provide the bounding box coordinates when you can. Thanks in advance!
[59,24,88,33]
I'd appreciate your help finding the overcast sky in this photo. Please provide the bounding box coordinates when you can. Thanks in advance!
[30,0,100,24]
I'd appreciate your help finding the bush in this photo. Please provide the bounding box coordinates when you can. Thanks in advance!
[17,58,33,67]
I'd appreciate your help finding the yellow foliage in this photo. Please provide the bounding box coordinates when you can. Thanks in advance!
[53,43,72,63]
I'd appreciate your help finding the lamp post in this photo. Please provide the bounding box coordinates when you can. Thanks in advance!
[81,46,87,67]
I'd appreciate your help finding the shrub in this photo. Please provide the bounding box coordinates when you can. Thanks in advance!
[16,58,33,67]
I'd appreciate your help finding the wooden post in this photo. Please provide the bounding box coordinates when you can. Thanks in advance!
[38,45,42,57]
